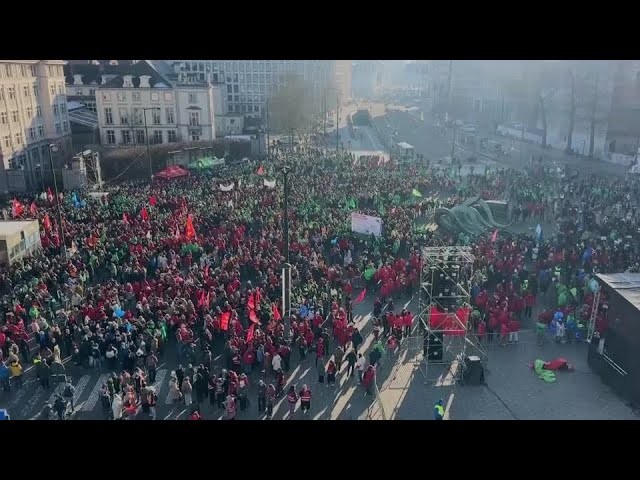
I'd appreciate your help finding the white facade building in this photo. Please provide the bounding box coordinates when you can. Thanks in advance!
[0,60,72,192]
[95,61,216,147]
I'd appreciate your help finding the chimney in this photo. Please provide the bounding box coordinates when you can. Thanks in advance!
[122,75,133,88]
[139,75,151,88]
[73,74,83,86]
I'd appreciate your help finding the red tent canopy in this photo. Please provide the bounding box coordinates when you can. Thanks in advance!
[154,165,190,179]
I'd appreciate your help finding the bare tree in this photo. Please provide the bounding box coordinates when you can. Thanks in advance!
[588,73,599,158]
[268,74,317,135]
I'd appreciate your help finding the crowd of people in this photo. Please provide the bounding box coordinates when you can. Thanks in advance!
[0,144,638,419]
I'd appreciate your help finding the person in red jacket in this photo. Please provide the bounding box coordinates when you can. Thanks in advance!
[189,409,202,420]
[298,384,312,415]
[286,385,298,418]
[316,338,325,367]
[508,317,520,343]
[477,320,486,343]
[326,360,337,387]
[524,291,535,319]
[362,365,376,395]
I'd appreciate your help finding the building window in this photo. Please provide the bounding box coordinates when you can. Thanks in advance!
[28,127,36,140]
[58,84,64,94]
[150,92,159,102]
[23,85,30,97]
[33,85,39,98]
[0,112,6,124]
[191,133,200,141]
[29,65,36,76]
[135,130,145,144]
[166,107,175,123]
[26,106,33,118]
[87,102,96,113]
[102,92,111,101]
[106,130,116,144]
[36,105,42,117]
[167,130,177,143]
[37,125,44,137]
[11,110,18,123]
[189,111,200,126]
[132,108,143,125]
[15,132,23,145]
[89,89,96,96]
[121,130,132,144]
[63,121,69,132]
[131,91,141,102]
[233,85,239,93]
[164,92,173,101]
[117,91,126,102]
[119,107,129,124]
[61,103,66,113]
[3,135,10,148]
[227,95,233,102]
[50,85,56,96]
[55,123,61,134]
[53,104,59,116]
[4,64,12,77]
[153,130,163,144]
[104,107,113,125]
[8,87,15,100]
[227,85,232,93]
[152,109,161,124]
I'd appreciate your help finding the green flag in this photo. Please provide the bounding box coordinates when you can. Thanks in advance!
[412,189,422,197]
[364,267,376,281]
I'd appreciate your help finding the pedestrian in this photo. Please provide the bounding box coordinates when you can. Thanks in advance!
[237,374,249,411]
[215,375,225,409]
[182,377,193,407]
[63,377,76,412]
[352,328,363,353]
[326,359,337,387]
[257,380,267,414]
[53,395,67,420]
[346,348,357,377]
[266,383,276,419]
[275,368,285,397]
[434,399,445,420]
[334,345,344,373]
[168,371,182,405]
[175,364,185,391]
[286,385,298,418]
[146,352,158,384]
[317,356,325,384]
[224,394,237,420]
[355,353,366,382]
[362,364,376,395]
[9,360,23,389]
[298,384,312,415]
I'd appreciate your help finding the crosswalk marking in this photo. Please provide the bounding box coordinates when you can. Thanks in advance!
[20,385,46,418]
[165,377,177,405]
[47,375,91,405]
[152,369,167,397]
[81,374,109,411]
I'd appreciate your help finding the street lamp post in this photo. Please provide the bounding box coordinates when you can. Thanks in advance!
[279,165,292,324]
[48,143,66,257]
[142,108,157,182]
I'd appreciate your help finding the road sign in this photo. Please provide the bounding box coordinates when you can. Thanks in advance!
[0,408,9,420]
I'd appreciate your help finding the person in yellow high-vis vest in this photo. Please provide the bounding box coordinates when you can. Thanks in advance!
[434,399,445,420]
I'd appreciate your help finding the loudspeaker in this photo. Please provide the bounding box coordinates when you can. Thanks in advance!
[424,331,444,360]
[463,356,484,385]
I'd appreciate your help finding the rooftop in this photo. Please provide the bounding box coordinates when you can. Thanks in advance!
[596,273,640,311]
[0,220,38,237]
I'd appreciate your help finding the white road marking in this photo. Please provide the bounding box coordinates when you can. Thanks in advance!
[48,375,91,406]
[81,374,109,411]
[20,385,46,418]
[152,369,167,398]
[443,393,454,420]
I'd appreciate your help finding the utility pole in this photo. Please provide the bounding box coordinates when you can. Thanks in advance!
[450,122,457,158]
[48,143,66,258]
[266,99,271,160]
[323,89,327,137]
[336,95,340,151]
[446,60,453,123]
[280,165,292,325]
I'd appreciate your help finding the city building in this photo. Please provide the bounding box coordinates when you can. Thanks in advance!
[0,220,41,266]
[0,60,72,193]
[95,61,217,147]
[352,61,385,99]
[167,60,351,119]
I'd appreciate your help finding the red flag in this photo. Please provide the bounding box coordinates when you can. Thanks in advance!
[205,292,210,310]
[249,310,259,324]
[47,187,54,203]
[491,229,498,243]
[12,199,24,218]
[257,165,265,176]
[246,324,255,343]
[122,212,129,224]
[220,312,231,331]
[354,288,367,304]
[197,290,206,307]
[272,303,282,321]
[254,289,261,307]
[185,215,196,240]
[247,293,255,311]
[29,202,37,217]
[141,207,149,222]
[43,213,52,231]
[149,196,157,207]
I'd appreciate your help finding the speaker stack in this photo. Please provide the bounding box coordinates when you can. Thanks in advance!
[424,331,444,360]
[462,355,484,385]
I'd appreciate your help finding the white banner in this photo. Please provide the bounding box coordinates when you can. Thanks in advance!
[263,178,276,188]
[351,212,383,237]
[219,183,235,192]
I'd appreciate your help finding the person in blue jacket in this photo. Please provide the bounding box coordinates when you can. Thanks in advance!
[0,361,10,392]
